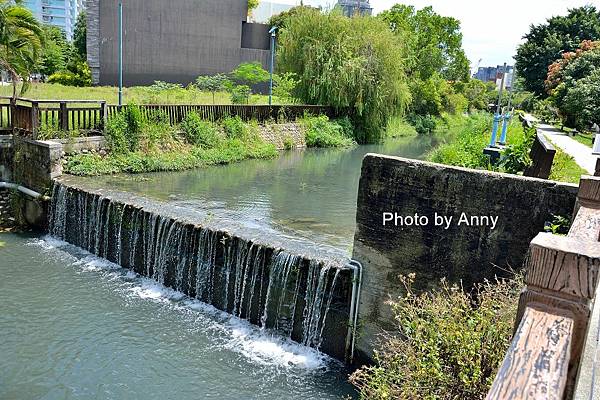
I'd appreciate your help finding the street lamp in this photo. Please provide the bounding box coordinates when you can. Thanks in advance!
[268,26,278,106]
[489,62,507,147]
[118,0,123,107]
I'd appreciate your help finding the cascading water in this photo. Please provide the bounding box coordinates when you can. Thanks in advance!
[48,182,350,357]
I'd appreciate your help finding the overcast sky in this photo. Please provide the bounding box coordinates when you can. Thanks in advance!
[273,0,600,69]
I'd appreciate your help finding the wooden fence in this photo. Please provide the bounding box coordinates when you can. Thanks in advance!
[0,98,340,137]
[106,104,339,125]
[486,175,600,400]
[1,97,107,137]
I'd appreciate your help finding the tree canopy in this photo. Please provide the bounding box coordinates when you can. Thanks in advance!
[0,0,44,97]
[73,11,86,59]
[278,8,411,143]
[380,5,470,82]
[515,6,600,96]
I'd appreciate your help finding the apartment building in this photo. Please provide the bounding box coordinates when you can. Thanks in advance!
[24,0,85,40]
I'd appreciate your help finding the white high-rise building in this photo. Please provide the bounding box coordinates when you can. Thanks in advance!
[24,0,85,40]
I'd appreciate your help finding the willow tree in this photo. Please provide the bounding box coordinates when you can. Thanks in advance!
[0,0,43,99]
[277,8,411,143]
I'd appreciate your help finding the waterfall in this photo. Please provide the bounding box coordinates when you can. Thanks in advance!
[48,182,349,357]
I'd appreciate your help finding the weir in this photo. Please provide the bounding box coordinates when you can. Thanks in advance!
[48,181,353,360]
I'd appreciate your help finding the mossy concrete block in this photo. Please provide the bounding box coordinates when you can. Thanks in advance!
[351,154,578,362]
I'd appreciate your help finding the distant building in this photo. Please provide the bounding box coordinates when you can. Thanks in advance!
[473,65,514,90]
[336,0,372,17]
[87,0,271,87]
[251,1,295,24]
[24,0,85,40]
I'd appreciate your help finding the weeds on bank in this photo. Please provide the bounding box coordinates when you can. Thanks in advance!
[65,106,278,175]
[350,273,521,400]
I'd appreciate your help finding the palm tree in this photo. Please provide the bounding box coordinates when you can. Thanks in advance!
[0,0,43,99]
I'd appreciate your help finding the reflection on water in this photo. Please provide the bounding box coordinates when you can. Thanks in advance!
[74,136,435,256]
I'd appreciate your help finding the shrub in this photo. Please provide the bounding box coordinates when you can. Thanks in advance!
[302,115,355,148]
[180,112,221,148]
[499,127,535,174]
[350,274,521,400]
[222,116,248,140]
[408,113,437,135]
[104,104,143,153]
[230,85,251,104]
[47,61,92,87]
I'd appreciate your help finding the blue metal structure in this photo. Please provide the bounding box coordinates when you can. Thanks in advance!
[489,63,507,147]
[268,26,277,106]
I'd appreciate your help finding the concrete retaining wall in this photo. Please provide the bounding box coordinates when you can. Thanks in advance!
[259,123,306,150]
[351,155,579,362]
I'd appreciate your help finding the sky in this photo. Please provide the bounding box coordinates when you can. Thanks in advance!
[272,0,600,70]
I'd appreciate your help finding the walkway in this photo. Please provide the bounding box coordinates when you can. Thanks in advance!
[525,114,597,174]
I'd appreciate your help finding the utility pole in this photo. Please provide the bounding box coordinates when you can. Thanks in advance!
[118,0,123,107]
[489,63,507,147]
[499,67,516,145]
[268,26,278,106]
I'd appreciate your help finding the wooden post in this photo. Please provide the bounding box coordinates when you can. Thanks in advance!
[487,176,600,400]
[59,101,68,132]
[100,101,107,131]
[595,158,599,177]
[30,101,39,139]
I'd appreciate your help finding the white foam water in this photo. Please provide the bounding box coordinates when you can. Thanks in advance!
[29,235,333,371]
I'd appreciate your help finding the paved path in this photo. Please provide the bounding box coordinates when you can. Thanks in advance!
[525,114,597,174]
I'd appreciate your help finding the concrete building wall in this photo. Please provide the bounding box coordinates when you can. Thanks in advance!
[88,0,271,86]
[351,155,579,362]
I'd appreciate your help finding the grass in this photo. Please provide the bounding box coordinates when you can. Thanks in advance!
[549,148,587,184]
[385,116,418,138]
[0,83,288,105]
[572,132,594,148]
[65,138,278,175]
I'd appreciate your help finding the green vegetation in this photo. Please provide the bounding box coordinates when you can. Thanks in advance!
[301,115,355,148]
[548,148,587,184]
[65,105,278,175]
[572,132,594,148]
[516,6,600,96]
[428,113,492,169]
[385,116,418,138]
[0,82,281,105]
[350,273,521,400]
[278,8,411,143]
[0,0,44,98]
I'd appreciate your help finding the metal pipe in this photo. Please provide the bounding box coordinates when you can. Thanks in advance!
[489,63,507,147]
[268,26,278,106]
[499,67,516,145]
[344,259,363,364]
[0,181,48,200]
[118,0,123,107]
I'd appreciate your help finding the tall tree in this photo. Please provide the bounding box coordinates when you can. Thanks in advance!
[0,0,44,98]
[278,7,411,143]
[38,24,70,77]
[73,10,86,59]
[515,6,600,96]
[380,5,470,82]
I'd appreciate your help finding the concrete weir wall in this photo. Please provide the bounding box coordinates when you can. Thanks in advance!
[352,155,579,362]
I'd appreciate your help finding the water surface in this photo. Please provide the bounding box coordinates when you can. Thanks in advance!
[0,233,355,400]
[73,136,434,257]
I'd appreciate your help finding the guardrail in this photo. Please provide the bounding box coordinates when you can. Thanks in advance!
[1,97,107,137]
[0,98,340,137]
[524,131,556,179]
[487,175,600,400]
[106,104,338,124]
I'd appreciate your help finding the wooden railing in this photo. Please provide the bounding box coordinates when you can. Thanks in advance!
[524,131,556,179]
[487,175,600,399]
[106,104,338,125]
[1,97,107,137]
[1,98,340,137]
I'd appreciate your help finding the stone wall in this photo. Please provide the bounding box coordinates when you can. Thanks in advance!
[352,155,579,362]
[13,138,62,194]
[0,135,13,181]
[259,123,306,150]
